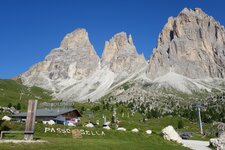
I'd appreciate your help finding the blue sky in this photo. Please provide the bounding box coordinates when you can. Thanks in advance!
[0,0,225,79]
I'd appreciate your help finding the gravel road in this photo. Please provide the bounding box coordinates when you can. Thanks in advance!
[182,140,211,150]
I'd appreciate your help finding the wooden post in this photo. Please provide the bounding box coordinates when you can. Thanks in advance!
[24,100,38,140]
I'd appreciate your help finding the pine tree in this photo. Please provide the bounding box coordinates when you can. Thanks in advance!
[16,103,21,110]
[7,103,12,108]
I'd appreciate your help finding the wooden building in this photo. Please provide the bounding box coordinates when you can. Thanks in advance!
[12,108,81,125]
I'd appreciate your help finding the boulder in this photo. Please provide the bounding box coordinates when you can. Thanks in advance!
[210,138,225,150]
[86,123,95,128]
[217,122,225,138]
[42,120,55,125]
[161,125,182,143]
[146,130,152,135]
[117,127,126,131]
[2,116,11,121]
[67,122,75,126]
[104,121,111,126]
[102,125,111,130]
[131,128,139,133]
[48,120,55,125]
[220,132,225,139]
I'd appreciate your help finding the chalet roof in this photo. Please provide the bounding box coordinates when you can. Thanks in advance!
[12,108,81,117]
[53,116,66,122]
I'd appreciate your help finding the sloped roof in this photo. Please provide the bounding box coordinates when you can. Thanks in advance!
[53,116,66,122]
[12,108,81,117]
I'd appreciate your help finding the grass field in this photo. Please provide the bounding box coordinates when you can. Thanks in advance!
[0,114,214,150]
[0,126,189,150]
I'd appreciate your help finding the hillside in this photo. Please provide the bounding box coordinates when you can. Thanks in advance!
[0,79,53,109]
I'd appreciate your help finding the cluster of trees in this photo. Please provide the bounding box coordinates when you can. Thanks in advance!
[7,103,21,110]
[126,102,224,123]
[82,91,225,125]
[102,102,110,110]
[164,104,225,123]
[145,109,161,118]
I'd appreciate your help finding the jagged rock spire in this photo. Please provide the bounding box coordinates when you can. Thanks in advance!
[102,32,146,74]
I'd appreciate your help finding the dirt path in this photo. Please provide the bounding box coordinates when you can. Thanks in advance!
[182,140,211,150]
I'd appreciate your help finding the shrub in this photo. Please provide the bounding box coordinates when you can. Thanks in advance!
[91,106,100,112]
[16,103,21,110]
[7,103,12,108]
[178,120,184,129]
[0,121,11,131]
[111,115,115,123]
[122,82,131,90]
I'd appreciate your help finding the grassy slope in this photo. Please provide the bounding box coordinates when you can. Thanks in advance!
[0,79,53,109]
[74,102,215,141]
[74,102,210,130]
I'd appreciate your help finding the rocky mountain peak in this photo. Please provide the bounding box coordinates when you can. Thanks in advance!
[102,32,146,74]
[60,28,89,50]
[179,8,206,16]
[147,8,225,80]
[102,32,136,62]
[128,34,133,45]
[21,28,100,90]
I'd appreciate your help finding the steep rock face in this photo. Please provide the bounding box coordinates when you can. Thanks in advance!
[21,29,147,101]
[21,28,100,90]
[147,8,225,80]
[102,32,146,75]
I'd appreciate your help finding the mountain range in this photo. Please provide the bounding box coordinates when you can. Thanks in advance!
[21,8,225,102]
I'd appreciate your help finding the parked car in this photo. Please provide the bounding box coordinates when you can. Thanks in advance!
[179,132,193,139]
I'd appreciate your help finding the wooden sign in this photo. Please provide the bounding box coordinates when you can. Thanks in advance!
[24,100,38,140]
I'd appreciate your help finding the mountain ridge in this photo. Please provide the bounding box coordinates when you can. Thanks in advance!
[20,7,225,101]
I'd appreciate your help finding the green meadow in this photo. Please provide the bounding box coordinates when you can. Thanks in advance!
[0,80,215,150]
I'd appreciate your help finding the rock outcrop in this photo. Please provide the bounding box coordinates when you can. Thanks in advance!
[147,8,225,80]
[102,32,146,75]
[210,138,225,150]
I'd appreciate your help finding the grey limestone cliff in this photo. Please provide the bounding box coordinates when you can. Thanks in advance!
[21,28,100,90]
[147,8,225,80]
